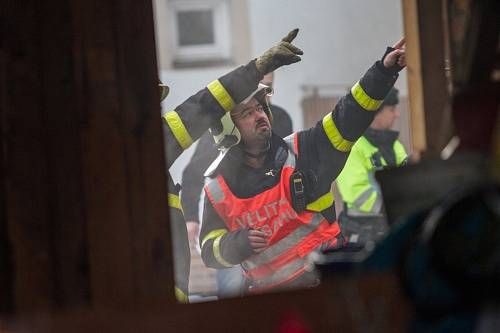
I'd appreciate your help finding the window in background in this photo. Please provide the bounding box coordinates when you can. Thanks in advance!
[169,0,231,67]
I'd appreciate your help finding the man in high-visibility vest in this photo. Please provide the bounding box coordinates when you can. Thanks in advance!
[180,71,293,299]
[335,87,408,251]
[200,30,407,294]
[160,29,303,300]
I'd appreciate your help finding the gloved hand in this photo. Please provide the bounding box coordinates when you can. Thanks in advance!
[255,28,303,75]
[381,38,406,74]
[320,234,345,253]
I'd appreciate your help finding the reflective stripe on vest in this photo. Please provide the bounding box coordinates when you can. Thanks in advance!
[283,133,298,156]
[351,81,384,111]
[163,111,193,150]
[242,213,324,270]
[248,255,308,293]
[353,187,375,209]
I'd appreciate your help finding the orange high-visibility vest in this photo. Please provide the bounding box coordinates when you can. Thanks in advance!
[205,135,340,293]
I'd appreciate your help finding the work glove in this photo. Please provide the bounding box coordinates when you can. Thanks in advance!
[255,28,303,75]
[380,38,406,75]
[320,234,345,253]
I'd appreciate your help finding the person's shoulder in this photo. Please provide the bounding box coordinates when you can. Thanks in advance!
[213,147,243,177]
[269,103,288,116]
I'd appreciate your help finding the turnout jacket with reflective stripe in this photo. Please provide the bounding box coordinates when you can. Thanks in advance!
[200,61,400,289]
[162,61,263,168]
[167,174,190,303]
[163,60,263,301]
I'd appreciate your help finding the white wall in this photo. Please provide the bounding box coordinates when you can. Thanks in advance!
[248,0,407,128]
[161,0,407,183]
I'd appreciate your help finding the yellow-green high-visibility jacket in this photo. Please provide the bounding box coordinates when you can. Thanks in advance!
[336,135,407,215]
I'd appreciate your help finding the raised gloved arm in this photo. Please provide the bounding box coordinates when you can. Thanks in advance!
[255,28,303,75]
[379,38,407,74]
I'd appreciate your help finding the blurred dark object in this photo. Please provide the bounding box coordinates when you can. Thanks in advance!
[425,186,500,301]
[355,182,500,332]
[318,0,499,331]
[376,153,489,226]
[447,0,500,94]
[447,0,500,156]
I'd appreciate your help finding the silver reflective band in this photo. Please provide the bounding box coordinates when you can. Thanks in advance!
[243,213,325,270]
[206,179,225,203]
[353,187,375,209]
[248,256,306,289]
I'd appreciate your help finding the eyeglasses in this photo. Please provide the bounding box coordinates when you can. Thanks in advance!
[235,104,265,119]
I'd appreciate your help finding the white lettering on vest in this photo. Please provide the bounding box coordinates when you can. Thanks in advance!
[230,198,298,238]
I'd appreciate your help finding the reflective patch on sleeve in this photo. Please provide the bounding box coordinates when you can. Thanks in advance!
[306,192,334,212]
[213,235,233,268]
[322,114,355,152]
[163,111,193,150]
[168,193,182,212]
[351,81,383,111]
[201,228,227,248]
[175,287,189,303]
[207,80,235,112]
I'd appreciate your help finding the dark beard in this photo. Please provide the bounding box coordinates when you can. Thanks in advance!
[255,127,272,142]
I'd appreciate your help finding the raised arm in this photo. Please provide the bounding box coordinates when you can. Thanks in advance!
[294,39,407,220]
[163,29,303,167]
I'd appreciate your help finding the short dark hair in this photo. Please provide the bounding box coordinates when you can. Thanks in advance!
[381,87,399,107]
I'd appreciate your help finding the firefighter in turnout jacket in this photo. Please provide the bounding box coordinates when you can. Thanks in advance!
[161,29,304,300]
[200,33,407,294]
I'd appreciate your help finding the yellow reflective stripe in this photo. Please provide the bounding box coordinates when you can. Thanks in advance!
[201,228,227,248]
[163,111,193,150]
[213,235,233,267]
[168,193,182,212]
[322,114,355,152]
[207,80,235,112]
[175,287,189,303]
[351,81,383,111]
[306,192,334,212]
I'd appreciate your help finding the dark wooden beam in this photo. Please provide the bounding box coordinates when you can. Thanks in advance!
[0,0,174,312]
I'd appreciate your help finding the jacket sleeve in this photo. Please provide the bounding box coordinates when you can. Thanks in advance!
[296,61,399,217]
[336,143,382,213]
[163,61,263,167]
[167,174,190,302]
[199,196,254,269]
[394,140,409,165]
[180,133,219,223]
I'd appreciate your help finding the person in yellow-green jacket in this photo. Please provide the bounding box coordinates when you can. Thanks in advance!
[336,87,408,251]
